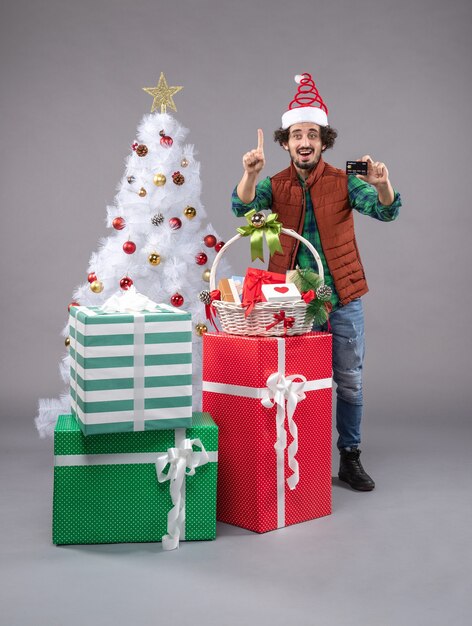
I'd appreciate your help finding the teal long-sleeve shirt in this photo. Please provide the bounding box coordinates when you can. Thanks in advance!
[232,174,402,310]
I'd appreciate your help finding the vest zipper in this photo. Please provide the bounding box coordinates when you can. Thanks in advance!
[290,181,306,268]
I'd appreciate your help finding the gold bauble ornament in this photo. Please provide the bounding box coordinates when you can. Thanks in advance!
[148,252,161,266]
[153,173,166,186]
[195,323,208,337]
[251,212,266,228]
[181,158,189,168]
[202,268,211,282]
[138,187,147,197]
[184,206,197,219]
[90,280,104,293]
[65,336,70,347]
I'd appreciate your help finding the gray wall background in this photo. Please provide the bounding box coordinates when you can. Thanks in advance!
[1,0,471,430]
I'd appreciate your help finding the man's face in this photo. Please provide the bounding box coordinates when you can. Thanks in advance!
[283,122,326,173]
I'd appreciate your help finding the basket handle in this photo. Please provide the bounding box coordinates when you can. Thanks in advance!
[209,227,324,291]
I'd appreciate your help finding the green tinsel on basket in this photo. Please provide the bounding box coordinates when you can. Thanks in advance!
[288,268,332,327]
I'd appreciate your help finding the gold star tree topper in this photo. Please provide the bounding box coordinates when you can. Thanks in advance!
[143,72,183,113]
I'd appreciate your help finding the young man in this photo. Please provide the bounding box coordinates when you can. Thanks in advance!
[232,74,402,491]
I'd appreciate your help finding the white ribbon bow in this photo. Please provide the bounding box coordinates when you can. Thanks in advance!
[156,438,210,551]
[261,372,307,490]
[100,286,158,313]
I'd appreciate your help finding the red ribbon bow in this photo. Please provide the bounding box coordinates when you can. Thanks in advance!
[265,310,295,334]
[204,290,221,331]
[301,289,316,304]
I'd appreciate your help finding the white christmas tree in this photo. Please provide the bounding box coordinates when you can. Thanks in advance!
[36,73,229,437]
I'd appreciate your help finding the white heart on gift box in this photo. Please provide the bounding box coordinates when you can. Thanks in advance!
[261,283,301,302]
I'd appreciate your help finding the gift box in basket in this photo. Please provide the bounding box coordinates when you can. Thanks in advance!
[199,210,332,336]
[53,412,218,549]
[69,288,193,435]
[202,331,332,533]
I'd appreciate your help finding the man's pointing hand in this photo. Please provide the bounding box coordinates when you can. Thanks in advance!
[242,129,265,175]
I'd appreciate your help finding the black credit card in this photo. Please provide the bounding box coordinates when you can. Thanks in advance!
[346,161,368,175]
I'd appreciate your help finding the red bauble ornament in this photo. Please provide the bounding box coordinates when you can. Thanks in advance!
[203,234,217,247]
[68,301,80,312]
[169,217,182,230]
[120,277,133,290]
[87,272,97,283]
[112,217,126,230]
[215,241,225,252]
[170,292,184,307]
[195,252,208,266]
[159,130,173,147]
[123,241,136,254]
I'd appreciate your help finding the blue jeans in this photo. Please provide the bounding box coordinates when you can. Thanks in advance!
[315,298,365,450]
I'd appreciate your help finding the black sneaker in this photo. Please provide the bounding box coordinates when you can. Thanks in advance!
[338,448,375,491]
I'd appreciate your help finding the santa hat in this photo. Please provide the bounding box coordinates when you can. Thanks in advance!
[281,73,329,129]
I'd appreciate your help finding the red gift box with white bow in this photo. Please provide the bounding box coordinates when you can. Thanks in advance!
[202,331,332,533]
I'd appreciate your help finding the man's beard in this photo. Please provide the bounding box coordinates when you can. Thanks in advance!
[290,151,320,171]
[293,158,315,170]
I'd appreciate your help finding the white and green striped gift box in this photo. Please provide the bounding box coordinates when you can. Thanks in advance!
[69,304,193,435]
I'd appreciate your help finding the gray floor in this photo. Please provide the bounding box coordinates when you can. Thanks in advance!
[1,417,471,626]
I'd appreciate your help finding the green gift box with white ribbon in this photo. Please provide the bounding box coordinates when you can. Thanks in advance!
[69,299,193,435]
[53,413,218,549]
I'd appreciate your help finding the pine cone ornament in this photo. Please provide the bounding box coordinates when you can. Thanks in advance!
[198,290,211,305]
[151,213,164,226]
[136,144,148,157]
[316,284,332,302]
[172,171,185,185]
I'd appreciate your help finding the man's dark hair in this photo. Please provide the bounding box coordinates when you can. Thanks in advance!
[273,125,338,151]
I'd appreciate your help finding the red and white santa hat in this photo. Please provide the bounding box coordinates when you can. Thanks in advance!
[281,73,329,129]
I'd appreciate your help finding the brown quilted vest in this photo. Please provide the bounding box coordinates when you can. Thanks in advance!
[267,158,368,306]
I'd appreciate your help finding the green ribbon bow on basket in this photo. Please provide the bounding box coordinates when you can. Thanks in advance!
[237,210,283,262]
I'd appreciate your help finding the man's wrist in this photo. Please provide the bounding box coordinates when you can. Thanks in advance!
[375,181,395,206]
[371,180,390,191]
[243,171,259,184]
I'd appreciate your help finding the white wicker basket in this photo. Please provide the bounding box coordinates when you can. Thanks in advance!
[209,228,324,336]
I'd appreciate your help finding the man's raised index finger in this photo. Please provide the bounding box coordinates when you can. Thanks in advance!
[257,129,264,151]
